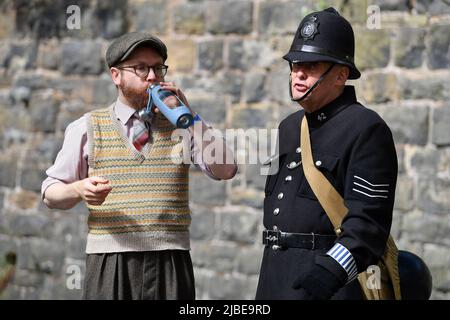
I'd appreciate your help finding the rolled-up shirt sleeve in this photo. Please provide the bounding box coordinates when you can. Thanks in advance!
[41,115,89,198]
[189,132,223,181]
[188,118,226,181]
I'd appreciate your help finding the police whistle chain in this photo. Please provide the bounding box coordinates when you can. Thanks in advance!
[290,63,336,102]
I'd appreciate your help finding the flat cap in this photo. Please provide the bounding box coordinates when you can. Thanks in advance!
[106,32,168,68]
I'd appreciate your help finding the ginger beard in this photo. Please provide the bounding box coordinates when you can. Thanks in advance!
[120,81,150,110]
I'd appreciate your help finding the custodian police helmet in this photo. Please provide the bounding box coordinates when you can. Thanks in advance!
[284,7,361,79]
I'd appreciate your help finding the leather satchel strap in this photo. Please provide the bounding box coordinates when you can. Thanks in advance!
[300,115,346,234]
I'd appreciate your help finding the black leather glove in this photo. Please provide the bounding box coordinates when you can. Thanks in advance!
[292,254,348,300]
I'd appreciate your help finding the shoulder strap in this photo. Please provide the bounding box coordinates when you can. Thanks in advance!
[300,115,346,234]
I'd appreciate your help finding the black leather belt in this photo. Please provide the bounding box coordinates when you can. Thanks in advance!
[262,229,336,250]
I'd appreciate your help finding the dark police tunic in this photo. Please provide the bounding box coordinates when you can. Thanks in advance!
[255,86,398,300]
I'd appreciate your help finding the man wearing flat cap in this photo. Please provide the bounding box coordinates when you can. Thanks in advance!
[255,8,398,299]
[42,32,237,300]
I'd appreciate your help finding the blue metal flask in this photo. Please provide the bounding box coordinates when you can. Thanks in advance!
[140,84,193,129]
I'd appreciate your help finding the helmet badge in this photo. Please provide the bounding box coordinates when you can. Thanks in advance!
[300,15,319,40]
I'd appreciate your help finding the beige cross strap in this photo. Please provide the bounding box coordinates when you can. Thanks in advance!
[299,114,401,300]
[300,115,345,234]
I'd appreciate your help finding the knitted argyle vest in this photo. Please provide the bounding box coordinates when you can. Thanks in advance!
[85,105,190,254]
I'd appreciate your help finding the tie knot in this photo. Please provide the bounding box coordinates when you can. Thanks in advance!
[134,111,142,120]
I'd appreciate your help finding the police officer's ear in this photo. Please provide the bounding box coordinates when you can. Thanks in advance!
[335,65,349,86]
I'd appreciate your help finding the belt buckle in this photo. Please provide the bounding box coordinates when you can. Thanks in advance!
[264,227,282,251]
[311,232,315,250]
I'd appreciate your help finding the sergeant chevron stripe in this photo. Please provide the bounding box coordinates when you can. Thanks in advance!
[352,175,389,199]
[85,106,190,254]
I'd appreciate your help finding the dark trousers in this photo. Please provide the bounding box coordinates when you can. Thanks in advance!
[82,250,195,300]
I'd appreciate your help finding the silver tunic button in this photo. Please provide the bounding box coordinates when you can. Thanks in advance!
[315,160,322,167]
[288,161,296,169]
[277,192,284,200]
[296,147,301,153]
[273,208,280,215]
[285,175,292,182]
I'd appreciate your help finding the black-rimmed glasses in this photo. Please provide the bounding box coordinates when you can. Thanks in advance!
[117,64,168,78]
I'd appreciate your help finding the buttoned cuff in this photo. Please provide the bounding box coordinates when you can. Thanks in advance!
[326,243,358,283]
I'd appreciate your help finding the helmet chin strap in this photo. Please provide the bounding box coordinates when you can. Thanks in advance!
[289,63,336,102]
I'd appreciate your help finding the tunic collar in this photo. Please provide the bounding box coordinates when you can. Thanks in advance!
[305,86,357,128]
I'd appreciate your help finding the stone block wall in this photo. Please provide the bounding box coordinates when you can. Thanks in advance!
[0,0,449,299]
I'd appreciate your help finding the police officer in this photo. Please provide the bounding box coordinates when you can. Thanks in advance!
[255,7,398,300]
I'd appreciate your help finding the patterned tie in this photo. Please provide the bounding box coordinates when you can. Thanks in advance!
[132,113,149,151]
